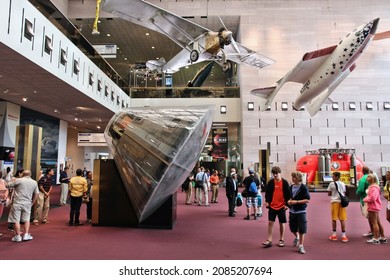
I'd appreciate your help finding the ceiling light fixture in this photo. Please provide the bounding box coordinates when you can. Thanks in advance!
[3,89,9,94]
[107,33,111,37]
[22,97,28,102]
[146,33,149,36]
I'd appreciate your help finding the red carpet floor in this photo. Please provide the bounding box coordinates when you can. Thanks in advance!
[0,186,389,260]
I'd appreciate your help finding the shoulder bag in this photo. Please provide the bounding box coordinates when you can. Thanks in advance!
[335,181,349,207]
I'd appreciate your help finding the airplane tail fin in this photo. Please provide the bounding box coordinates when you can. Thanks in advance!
[250,86,277,111]
[251,77,286,111]
[305,89,333,117]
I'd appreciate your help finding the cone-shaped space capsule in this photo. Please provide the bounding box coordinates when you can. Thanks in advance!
[104,106,214,222]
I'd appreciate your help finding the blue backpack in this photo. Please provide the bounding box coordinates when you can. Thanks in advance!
[249,179,257,193]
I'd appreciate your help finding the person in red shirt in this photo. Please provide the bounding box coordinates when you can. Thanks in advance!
[209,170,220,203]
[262,166,290,248]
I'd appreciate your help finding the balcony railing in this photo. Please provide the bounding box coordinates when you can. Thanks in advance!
[129,87,240,98]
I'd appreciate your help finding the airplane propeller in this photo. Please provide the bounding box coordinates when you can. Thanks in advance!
[218,27,231,48]
[217,16,240,53]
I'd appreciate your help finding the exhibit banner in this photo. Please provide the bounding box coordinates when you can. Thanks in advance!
[211,127,228,159]
[0,102,20,147]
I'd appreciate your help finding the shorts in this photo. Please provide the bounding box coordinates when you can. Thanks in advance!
[268,207,287,223]
[331,202,347,221]
[8,203,32,223]
[289,212,307,234]
[246,197,258,208]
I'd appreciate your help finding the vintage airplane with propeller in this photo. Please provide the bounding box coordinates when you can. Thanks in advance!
[100,0,275,73]
[251,18,389,117]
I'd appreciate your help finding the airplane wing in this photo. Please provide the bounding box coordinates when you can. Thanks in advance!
[250,45,337,111]
[305,63,356,117]
[374,30,390,40]
[283,45,337,83]
[224,42,275,68]
[102,0,210,49]
[102,0,275,71]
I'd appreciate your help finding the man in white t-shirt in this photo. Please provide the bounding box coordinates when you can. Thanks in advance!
[7,170,39,242]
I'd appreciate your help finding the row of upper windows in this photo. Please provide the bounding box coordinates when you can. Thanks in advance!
[247,101,390,111]
[22,15,129,109]
[259,135,388,146]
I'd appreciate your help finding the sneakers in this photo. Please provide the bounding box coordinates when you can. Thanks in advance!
[262,240,272,248]
[363,232,373,238]
[244,215,250,220]
[293,237,299,247]
[328,235,337,241]
[42,220,50,224]
[298,246,306,254]
[367,238,380,244]
[23,233,33,241]
[379,237,388,244]
[11,235,22,242]
[329,235,348,242]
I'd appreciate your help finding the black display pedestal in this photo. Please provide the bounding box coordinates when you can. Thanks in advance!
[93,159,176,229]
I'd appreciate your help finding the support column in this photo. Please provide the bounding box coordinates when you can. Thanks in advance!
[14,125,42,181]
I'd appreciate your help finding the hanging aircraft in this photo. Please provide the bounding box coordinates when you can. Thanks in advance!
[251,18,388,117]
[100,0,275,73]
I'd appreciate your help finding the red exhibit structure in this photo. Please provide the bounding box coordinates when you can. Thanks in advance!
[296,148,364,187]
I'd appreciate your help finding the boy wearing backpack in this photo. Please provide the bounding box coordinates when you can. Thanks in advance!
[242,168,261,220]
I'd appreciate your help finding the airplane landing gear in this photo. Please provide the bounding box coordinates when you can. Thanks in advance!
[222,62,231,72]
[190,50,199,62]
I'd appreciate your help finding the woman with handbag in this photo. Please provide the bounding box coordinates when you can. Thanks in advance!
[363,174,386,244]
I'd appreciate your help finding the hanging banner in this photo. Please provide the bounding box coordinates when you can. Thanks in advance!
[211,127,228,159]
